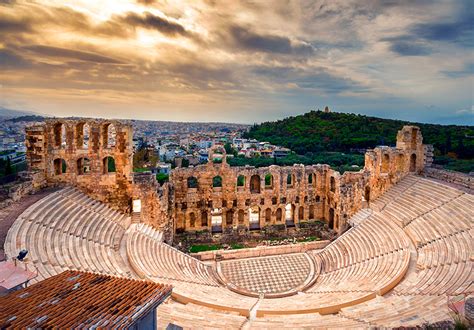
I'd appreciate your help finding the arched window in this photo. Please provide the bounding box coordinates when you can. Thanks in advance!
[264,173,273,188]
[189,212,196,228]
[316,195,321,203]
[237,175,245,187]
[381,153,390,173]
[308,173,313,184]
[226,210,233,225]
[276,208,282,222]
[309,205,315,220]
[397,154,405,172]
[53,123,66,148]
[76,122,89,149]
[103,156,116,174]
[330,177,336,192]
[201,211,208,226]
[250,175,260,193]
[102,123,116,149]
[77,157,91,175]
[265,208,271,222]
[212,176,222,188]
[298,206,304,221]
[238,209,245,224]
[410,154,417,172]
[53,158,67,175]
[328,208,335,229]
[287,174,293,187]
[187,176,198,189]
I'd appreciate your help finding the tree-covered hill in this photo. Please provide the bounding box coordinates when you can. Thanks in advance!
[244,111,474,173]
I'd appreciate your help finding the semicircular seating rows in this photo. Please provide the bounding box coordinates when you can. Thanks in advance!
[4,175,473,328]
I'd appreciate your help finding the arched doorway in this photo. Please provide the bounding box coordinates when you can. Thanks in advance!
[265,208,271,223]
[328,208,335,230]
[410,154,417,172]
[211,208,223,233]
[276,208,282,222]
[285,203,295,227]
[53,158,67,175]
[249,206,260,230]
[226,210,233,225]
[298,206,304,221]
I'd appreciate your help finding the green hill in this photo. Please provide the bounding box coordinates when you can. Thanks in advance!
[243,111,474,173]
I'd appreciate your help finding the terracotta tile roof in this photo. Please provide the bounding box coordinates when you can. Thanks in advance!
[0,270,172,328]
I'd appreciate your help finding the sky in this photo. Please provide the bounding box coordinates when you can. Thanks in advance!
[0,0,473,125]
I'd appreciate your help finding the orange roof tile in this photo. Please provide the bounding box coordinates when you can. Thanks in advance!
[0,270,172,328]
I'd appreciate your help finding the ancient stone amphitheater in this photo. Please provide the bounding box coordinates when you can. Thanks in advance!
[2,119,473,328]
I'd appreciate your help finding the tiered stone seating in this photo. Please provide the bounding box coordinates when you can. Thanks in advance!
[126,224,217,285]
[126,224,259,314]
[156,298,247,329]
[347,208,372,227]
[4,187,134,282]
[247,313,369,329]
[340,293,451,328]
[380,178,464,227]
[370,174,420,211]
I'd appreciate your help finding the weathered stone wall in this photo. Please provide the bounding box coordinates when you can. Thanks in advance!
[26,118,134,212]
[171,125,429,235]
[25,122,429,238]
[423,167,474,192]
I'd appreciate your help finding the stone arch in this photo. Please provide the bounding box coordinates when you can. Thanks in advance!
[329,208,335,229]
[75,122,89,149]
[330,177,336,192]
[365,185,371,202]
[397,154,405,172]
[264,173,273,188]
[102,156,116,174]
[187,176,198,189]
[102,123,116,149]
[77,157,91,175]
[286,173,294,187]
[201,210,208,227]
[53,122,66,148]
[238,209,245,224]
[226,210,233,225]
[265,208,271,223]
[249,205,260,229]
[410,153,417,172]
[211,208,223,232]
[212,175,222,188]
[237,175,245,187]
[250,175,260,193]
[298,206,304,221]
[276,208,282,222]
[309,205,315,220]
[285,203,294,221]
[381,153,390,173]
[53,158,67,175]
[189,212,196,228]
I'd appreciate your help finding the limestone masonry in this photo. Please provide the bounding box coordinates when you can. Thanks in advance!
[25,120,429,240]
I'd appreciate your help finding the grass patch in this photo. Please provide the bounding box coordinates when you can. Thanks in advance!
[298,236,320,242]
[189,244,221,253]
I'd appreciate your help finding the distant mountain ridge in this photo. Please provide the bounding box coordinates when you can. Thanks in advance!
[0,107,42,118]
[244,110,474,162]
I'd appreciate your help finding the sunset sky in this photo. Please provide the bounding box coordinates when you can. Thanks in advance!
[1,0,473,124]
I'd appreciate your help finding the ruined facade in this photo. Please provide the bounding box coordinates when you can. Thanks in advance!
[26,121,429,238]
[171,126,428,235]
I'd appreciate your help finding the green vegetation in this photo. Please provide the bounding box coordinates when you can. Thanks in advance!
[156,173,169,185]
[237,175,245,186]
[189,244,221,253]
[244,110,474,173]
[228,152,364,173]
[212,175,222,187]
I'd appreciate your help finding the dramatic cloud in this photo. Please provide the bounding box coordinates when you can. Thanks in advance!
[117,11,190,37]
[0,0,472,124]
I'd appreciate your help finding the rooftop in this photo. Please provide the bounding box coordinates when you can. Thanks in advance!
[0,270,172,328]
